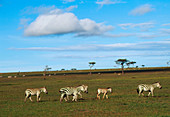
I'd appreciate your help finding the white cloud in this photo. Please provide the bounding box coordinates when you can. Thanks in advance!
[160,28,170,33]
[24,10,113,36]
[96,0,126,7]
[18,18,31,30]
[104,33,135,38]
[137,33,159,39]
[22,5,59,15]
[162,23,170,26]
[66,5,78,11]
[129,4,154,16]
[77,19,113,36]
[118,22,154,31]
[63,0,75,3]
[9,40,170,51]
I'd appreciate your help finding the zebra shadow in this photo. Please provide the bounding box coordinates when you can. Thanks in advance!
[37,100,49,102]
[78,98,85,100]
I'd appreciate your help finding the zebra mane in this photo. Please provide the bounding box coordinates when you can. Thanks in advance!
[76,85,84,87]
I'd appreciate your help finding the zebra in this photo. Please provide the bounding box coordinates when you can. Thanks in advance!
[59,85,88,102]
[97,87,112,100]
[24,87,48,102]
[137,82,162,97]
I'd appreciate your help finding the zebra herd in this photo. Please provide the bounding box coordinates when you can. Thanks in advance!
[24,82,162,102]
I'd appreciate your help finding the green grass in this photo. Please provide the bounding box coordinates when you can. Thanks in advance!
[0,71,170,117]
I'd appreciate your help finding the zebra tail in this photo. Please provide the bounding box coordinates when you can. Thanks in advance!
[137,88,139,94]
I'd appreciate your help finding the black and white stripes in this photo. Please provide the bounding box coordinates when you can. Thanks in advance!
[137,82,162,96]
[24,87,48,102]
[59,85,88,102]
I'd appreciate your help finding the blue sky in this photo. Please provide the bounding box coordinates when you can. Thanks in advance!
[0,0,170,72]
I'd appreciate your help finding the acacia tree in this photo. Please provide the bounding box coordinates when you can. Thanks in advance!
[167,61,170,66]
[89,62,96,74]
[126,62,131,68]
[130,61,136,67]
[126,61,136,68]
[44,65,52,71]
[115,59,129,75]
[142,65,145,68]
[44,65,52,78]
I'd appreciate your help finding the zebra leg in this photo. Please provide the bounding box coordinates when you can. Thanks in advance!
[24,95,29,102]
[63,94,68,102]
[151,90,154,97]
[148,92,151,96]
[66,95,69,101]
[38,95,41,101]
[24,92,31,102]
[138,90,141,96]
[72,95,76,101]
[60,93,65,102]
[141,90,144,96]
[29,97,33,102]
[24,97,27,102]
[75,95,78,101]
[106,94,108,99]
[103,93,106,99]
[37,94,40,102]
[138,87,143,96]
[24,94,28,102]
[78,92,83,99]
[37,95,40,102]
[97,94,100,99]
[64,97,68,102]
[72,94,78,101]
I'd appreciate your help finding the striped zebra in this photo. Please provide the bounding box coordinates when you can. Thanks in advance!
[137,82,162,97]
[97,87,112,99]
[59,85,88,102]
[24,87,48,102]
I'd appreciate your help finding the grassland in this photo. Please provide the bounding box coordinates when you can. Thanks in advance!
[0,71,170,117]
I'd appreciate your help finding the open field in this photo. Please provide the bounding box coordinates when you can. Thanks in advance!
[0,71,170,117]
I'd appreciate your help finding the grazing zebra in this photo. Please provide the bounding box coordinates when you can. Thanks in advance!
[137,82,162,97]
[59,85,88,102]
[97,87,112,99]
[24,87,48,102]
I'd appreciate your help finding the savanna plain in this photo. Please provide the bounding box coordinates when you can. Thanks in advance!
[0,71,170,117]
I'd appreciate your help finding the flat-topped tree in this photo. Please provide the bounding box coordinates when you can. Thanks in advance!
[89,62,96,74]
[167,61,170,66]
[44,65,52,71]
[130,61,136,67]
[115,59,129,75]
[44,65,52,79]
[142,65,145,68]
[126,61,136,68]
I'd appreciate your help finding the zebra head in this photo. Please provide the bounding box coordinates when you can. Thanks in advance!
[43,87,48,94]
[107,87,112,93]
[81,85,88,93]
[156,82,162,89]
